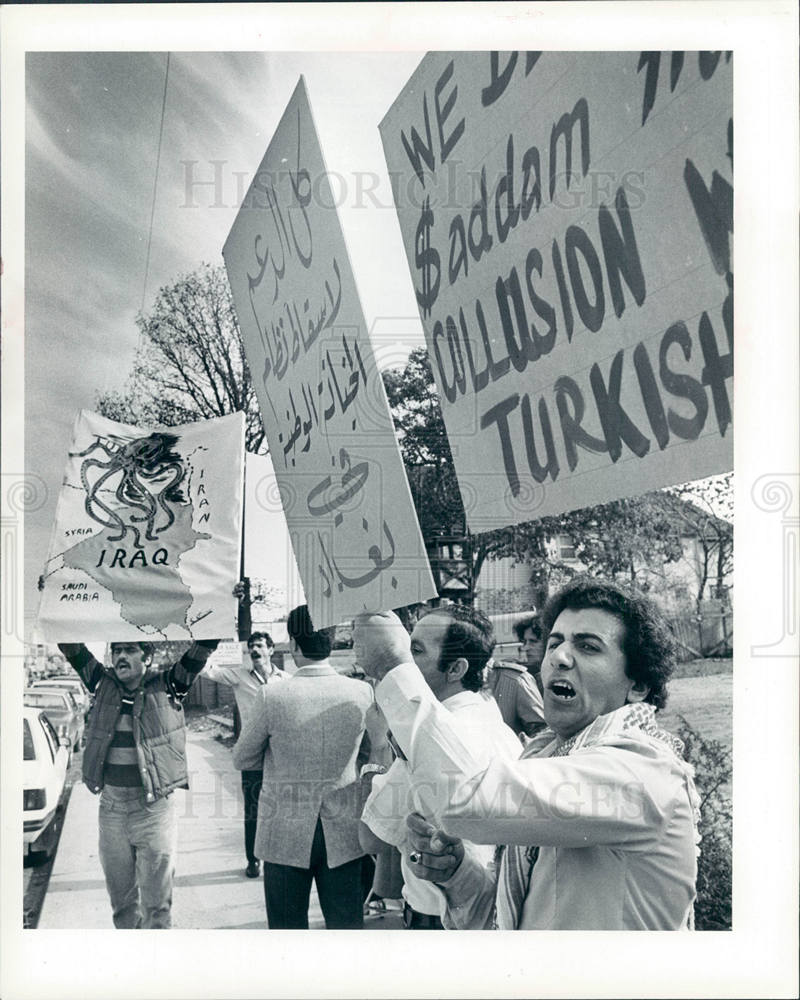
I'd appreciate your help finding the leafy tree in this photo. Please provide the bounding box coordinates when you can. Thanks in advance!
[249,579,285,615]
[675,717,732,930]
[558,492,687,589]
[382,348,730,609]
[96,263,266,453]
[381,348,464,540]
[383,349,570,605]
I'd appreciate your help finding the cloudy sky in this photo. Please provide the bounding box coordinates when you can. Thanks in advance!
[23,49,426,637]
[3,4,798,998]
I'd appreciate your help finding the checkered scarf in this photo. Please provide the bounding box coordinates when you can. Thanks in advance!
[494,703,699,929]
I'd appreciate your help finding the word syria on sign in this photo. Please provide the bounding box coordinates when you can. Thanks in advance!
[381,51,732,530]
[224,77,435,628]
[37,410,244,642]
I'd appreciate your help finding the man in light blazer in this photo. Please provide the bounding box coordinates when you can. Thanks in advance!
[233,604,373,929]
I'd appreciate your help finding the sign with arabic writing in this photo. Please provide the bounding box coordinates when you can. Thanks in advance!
[380,52,733,530]
[223,77,436,629]
[37,409,244,642]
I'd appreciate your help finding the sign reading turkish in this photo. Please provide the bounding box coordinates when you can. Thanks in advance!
[223,77,435,629]
[380,52,733,530]
[37,409,244,642]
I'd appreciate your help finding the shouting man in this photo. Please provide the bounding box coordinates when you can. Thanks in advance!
[353,578,699,930]
[58,638,218,928]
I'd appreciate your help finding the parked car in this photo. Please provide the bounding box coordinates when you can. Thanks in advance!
[31,677,92,720]
[23,689,84,751]
[23,707,70,859]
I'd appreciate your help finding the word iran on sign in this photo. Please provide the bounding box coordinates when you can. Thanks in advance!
[380,51,732,530]
[37,409,244,642]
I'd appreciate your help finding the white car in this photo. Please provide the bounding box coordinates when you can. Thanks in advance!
[24,688,84,751]
[23,707,70,859]
[31,677,91,719]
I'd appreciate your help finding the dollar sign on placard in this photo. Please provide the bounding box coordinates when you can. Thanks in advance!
[415,196,440,318]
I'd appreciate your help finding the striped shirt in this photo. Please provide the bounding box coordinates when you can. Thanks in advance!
[103,693,141,787]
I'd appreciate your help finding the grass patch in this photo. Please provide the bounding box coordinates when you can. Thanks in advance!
[672,658,732,680]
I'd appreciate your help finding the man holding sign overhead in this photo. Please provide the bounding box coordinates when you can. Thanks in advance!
[57,637,219,929]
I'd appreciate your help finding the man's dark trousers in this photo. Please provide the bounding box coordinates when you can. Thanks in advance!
[241,770,262,865]
[263,817,363,928]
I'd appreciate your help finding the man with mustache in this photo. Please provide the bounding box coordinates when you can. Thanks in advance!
[353,577,699,930]
[232,605,373,929]
[57,637,218,928]
[203,631,287,879]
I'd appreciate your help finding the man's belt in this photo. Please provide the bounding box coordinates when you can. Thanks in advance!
[402,902,443,930]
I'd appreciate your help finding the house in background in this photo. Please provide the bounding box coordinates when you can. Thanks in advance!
[474,494,732,660]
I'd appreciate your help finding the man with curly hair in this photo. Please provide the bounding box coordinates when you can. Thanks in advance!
[513,613,545,691]
[354,577,699,930]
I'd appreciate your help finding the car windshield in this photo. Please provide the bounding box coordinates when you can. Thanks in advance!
[42,689,78,708]
[25,692,65,709]
[23,719,36,760]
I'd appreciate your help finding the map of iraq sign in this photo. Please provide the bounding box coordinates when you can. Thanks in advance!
[380,52,733,531]
[37,410,244,642]
[223,77,436,629]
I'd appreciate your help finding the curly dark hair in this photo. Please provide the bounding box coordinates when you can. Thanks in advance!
[513,613,542,643]
[422,604,495,693]
[286,605,332,660]
[540,576,676,710]
[247,631,274,649]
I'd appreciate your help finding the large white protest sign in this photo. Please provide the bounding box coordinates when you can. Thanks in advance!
[223,77,436,629]
[380,52,733,530]
[37,410,244,642]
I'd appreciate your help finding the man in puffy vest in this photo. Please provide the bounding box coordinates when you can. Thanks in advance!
[58,638,218,928]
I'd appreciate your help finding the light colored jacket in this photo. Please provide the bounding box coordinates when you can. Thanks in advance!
[232,662,373,868]
[377,662,699,930]
[485,659,546,738]
[362,688,520,916]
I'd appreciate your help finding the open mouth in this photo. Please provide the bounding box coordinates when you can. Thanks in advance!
[549,679,577,700]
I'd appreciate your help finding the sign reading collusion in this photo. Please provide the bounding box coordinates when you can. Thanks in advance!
[223,78,435,629]
[380,52,733,530]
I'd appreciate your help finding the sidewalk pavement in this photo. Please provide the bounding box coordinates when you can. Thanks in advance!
[39,729,403,930]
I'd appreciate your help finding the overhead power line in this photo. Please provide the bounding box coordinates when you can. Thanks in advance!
[140,51,171,317]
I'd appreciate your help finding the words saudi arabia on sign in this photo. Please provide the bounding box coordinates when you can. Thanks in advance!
[380,52,733,531]
[37,410,244,642]
[223,77,436,629]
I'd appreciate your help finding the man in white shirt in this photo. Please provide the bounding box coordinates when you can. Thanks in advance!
[353,577,699,930]
[203,632,286,878]
[359,605,520,929]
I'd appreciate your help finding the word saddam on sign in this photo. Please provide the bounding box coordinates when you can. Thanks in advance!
[381,51,733,529]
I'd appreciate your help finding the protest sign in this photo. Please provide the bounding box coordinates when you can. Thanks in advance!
[37,410,244,641]
[380,52,733,531]
[223,77,436,629]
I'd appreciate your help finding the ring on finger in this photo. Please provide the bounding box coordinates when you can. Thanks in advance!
[408,851,421,864]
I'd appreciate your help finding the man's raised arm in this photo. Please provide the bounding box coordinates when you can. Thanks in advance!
[168,640,220,697]
[57,642,105,692]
